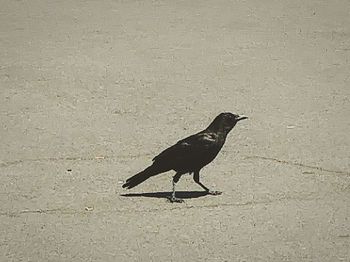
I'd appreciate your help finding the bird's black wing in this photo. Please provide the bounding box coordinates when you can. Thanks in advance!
[152,131,219,169]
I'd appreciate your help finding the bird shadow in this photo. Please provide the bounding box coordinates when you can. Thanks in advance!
[120,191,209,200]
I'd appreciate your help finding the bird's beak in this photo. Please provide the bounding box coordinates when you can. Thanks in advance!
[236,115,248,121]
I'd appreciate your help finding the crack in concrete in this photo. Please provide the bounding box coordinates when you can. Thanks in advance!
[245,155,350,176]
[0,153,152,168]
[0,208,74,217]
[0,195,317,218]
[1,154,349,176]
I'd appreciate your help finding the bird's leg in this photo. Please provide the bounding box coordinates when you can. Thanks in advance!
[169,172,184,203]
[193,171,222,195]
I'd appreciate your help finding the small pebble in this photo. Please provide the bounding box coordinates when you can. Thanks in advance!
[302,171,315,174]
[85,207,94,211]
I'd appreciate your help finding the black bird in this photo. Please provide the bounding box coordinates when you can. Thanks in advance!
[122,112,248,202]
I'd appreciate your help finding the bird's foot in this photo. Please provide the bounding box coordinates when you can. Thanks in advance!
[168,196,185,203]
[207,190,222,196]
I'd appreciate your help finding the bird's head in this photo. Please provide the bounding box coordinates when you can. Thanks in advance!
[208,112,248,133]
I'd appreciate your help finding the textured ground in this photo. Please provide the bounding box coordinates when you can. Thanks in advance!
[1,0,349,261]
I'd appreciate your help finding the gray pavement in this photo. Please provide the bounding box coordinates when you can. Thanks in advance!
[1,0,349,261]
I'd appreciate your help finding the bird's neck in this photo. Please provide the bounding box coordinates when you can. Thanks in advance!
[207,119,222,132]
[207,122,234,136]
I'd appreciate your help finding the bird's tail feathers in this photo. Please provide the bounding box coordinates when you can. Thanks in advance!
[122,165,161,189]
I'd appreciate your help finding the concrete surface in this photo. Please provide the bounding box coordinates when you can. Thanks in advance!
[1,0,349,261]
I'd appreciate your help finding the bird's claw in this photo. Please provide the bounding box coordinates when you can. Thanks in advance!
[207,190,222,195]
[168,197,185,203]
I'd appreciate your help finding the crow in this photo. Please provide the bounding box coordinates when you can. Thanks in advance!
[122,112,248,202]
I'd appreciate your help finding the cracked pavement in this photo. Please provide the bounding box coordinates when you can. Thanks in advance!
[1,0,350,261]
